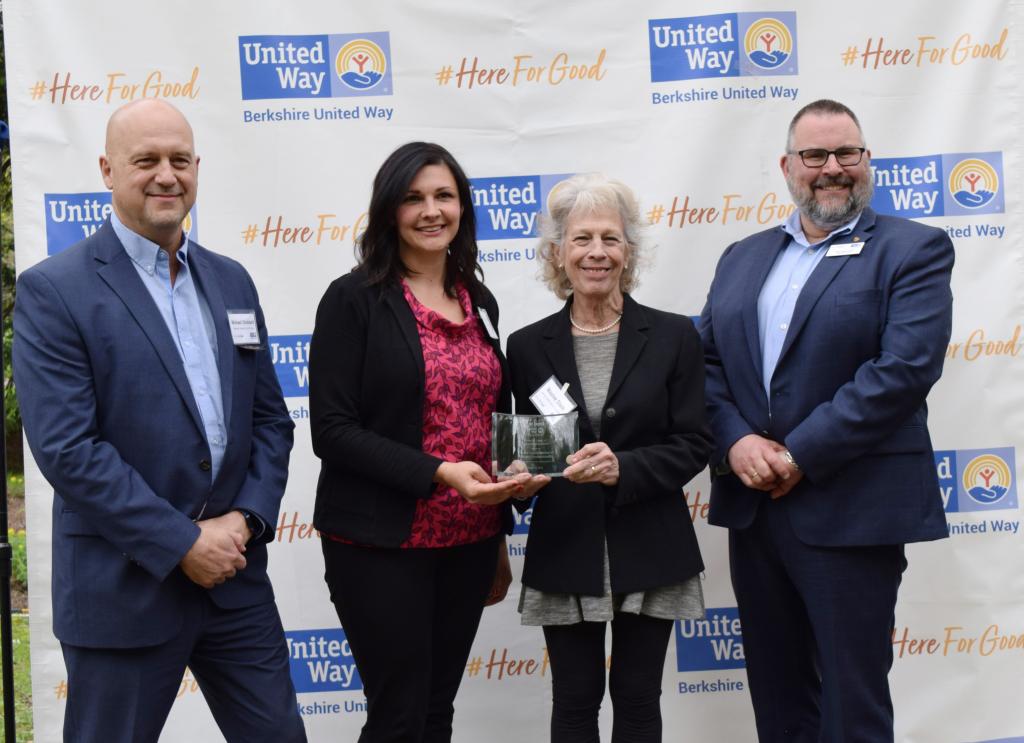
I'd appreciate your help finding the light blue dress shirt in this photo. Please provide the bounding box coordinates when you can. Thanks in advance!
[757,211,862,400]
[111,213,227,483]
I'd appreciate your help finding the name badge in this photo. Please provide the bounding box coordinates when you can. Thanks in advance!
[227,310,262,349]
[477,307,499,340]
[826,242,864,257]
[529,375,578,415]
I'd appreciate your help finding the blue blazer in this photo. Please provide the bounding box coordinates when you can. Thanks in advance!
[698,208,953,546]
[13,221,294,648]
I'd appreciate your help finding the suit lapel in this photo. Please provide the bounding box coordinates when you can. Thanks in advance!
[605,295,647,405]
[741,228,790,384]
[776,210,877,366]
[383,283,425,387]
[189,244,234,428]
[92,225,206,436]
[541,303,594,441]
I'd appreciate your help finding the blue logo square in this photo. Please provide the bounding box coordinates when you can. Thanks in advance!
[239,32,393,100]
[955,447,1017,513]
[941,152,1004,217]
[44,192,112,255]
[270,335,312,398]
[287,628,363,693]
[649,14,740,82]
[870,155,944,219]
[675,607,745,672]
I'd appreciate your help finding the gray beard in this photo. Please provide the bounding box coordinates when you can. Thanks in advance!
[789,173,874,232]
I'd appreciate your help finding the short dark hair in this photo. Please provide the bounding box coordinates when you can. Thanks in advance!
[356,141,484,301]
[786,99,864,151]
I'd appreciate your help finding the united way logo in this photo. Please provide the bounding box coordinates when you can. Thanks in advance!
[648,12,798,82]
[948,158,999,210]
[239,32,393,99]
[270,335,311,398]
[44,192,197,256]
[963,453,1013,505]
[44,192,112,255]
[675,607,745,672]
[336,38,387,91]
[471,173,572,240]
[743,17,793,70]
[871,151,1004,218]
[286,628,362,692]
[936,447,1018,513]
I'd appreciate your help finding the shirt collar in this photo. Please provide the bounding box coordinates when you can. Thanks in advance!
[781,210,861,249]
[110,211,189,275]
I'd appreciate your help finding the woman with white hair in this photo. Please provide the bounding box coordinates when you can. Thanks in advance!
[505,174,713,742]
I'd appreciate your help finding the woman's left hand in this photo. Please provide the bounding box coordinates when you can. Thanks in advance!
[563,442,620,486]
[485,536,512,606]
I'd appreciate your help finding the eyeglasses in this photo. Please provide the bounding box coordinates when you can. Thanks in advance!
[790,147,866,168]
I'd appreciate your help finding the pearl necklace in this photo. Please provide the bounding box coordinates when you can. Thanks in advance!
[570,311,623,335]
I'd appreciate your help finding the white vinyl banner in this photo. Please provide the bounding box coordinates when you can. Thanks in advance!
[4,1,1023,740]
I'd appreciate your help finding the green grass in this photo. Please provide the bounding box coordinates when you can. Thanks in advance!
[4,473,34,741]
[0,614,33,742]
[8,531,25,589]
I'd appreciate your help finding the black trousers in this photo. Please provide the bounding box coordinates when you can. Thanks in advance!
[542,612,673,743]
[321,536,498,743]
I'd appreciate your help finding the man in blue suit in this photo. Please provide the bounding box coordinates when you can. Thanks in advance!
[13,100,306,742]
[698,99,953,742]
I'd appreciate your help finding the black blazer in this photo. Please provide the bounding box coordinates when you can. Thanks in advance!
[506,294,713,595]
[310,268,513,546]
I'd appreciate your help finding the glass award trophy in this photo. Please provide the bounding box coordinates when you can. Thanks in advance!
[492,411,580,478]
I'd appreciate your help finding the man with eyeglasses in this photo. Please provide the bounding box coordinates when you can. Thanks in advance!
[698,99,953,742]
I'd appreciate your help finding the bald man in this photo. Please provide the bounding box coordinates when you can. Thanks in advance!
[13,100,306,742]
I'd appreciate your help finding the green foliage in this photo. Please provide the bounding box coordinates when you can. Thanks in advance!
[0,615,34,742]
[1,7,22,474]
[0,17,34,742]
[8,529,25,588]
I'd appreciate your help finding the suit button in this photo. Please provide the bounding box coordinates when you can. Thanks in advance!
[199,459,212,471]
[606,407,616,418]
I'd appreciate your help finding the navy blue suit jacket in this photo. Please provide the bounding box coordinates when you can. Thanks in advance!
[698,208,953,546]
[13,221,294,648]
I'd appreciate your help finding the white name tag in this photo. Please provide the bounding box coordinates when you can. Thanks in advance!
[477,307,499,340]
[529,375,578,415]
[227,310,261,348]
[826,242,864,257]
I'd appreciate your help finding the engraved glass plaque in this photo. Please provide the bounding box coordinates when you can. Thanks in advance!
[492,412,580,478]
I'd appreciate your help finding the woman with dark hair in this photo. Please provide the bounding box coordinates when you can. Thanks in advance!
[310,142,542,742]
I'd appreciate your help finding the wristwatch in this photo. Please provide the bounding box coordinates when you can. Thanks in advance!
[781,450,800,471]
[238,509,264,542]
